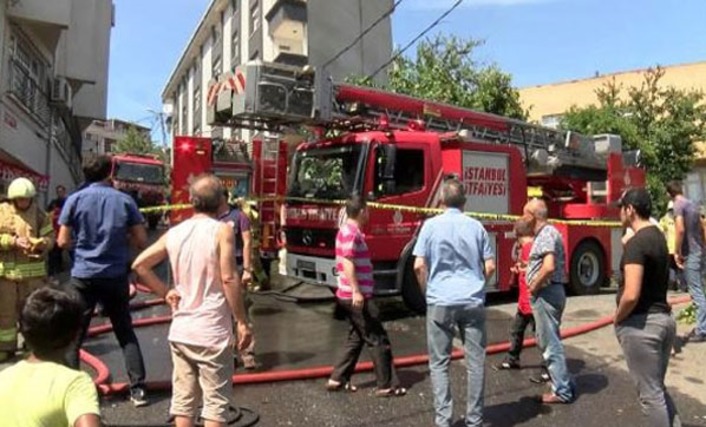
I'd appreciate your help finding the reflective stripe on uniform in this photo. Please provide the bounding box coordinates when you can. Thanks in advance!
[40,224,54,236]
[0,234,12,250]
[0,327,17,342]
[0,261,47,279]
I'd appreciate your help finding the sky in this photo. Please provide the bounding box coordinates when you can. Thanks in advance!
[107,0,706,143]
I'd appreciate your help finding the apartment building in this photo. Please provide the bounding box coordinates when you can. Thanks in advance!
[0,0,114,201]
[83,119,151,155]
[162,0,393,140]
[519,61,706,204]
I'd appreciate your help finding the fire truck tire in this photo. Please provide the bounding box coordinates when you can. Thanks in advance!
[402,258,426,315]
[569,240,605,295]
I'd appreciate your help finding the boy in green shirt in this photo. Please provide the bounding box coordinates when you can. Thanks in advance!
[0,287,101,427]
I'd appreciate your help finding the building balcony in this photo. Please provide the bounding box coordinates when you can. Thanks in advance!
[7,0,71,28]
[7,0,71,52]
[265,0,307,40]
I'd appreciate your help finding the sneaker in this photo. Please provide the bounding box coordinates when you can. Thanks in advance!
[242,355,259,370]
[541,392,573,404]
[130,387,149,407]
[529,372,551,384]
[492,361,520,370]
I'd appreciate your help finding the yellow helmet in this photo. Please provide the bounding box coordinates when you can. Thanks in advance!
[7,177,36,199]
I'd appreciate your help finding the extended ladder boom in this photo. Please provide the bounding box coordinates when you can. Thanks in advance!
[207,61,622,174]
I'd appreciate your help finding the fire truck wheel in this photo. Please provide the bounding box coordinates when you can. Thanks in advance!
[402,259,426,315]
[569,240,605,295]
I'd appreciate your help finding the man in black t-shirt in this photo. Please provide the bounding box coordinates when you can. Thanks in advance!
[615,188,681,427]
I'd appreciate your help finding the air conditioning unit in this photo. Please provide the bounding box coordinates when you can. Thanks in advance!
[51,77,73,109]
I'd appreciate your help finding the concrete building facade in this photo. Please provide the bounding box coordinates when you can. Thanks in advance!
[519,61,706,204]
[161,0,393,140]
[83,119,152,155]
[0,0,114,202]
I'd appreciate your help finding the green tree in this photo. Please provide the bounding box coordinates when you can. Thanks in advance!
[349,34,526,119]
[112,126,158,156]
[561,67,706,211]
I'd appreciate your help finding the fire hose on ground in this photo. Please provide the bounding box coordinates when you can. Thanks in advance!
[81,286,693,426]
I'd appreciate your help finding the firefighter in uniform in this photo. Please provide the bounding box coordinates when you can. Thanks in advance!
[0,178,54,361]
[239,199,268,290]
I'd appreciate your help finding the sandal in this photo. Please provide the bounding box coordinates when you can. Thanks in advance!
[326,380,358,392]
[375,387,407,397]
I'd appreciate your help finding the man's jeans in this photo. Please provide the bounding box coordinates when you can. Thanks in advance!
[64,276,146,392]
[616,312,682,427]
[531,284,575,402]
[683,253,706,336]
[427,304,486,427]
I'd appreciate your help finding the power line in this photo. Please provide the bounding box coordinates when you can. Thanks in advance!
[367,0,464,80]
[321,0,404,70]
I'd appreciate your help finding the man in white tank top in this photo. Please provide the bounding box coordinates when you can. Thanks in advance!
[133,174,252,427]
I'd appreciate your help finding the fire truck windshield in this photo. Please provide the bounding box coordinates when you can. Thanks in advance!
[114,161,164,185]
[288,145,365,200]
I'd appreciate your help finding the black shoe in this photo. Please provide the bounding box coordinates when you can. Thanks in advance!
[130,387,149,407]
[686,333,706,343]
[493,361,520,370]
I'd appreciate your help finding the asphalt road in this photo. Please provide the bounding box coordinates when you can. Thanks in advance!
[92,291,706,427]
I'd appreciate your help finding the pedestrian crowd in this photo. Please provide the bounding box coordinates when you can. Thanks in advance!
[0,156,702,427]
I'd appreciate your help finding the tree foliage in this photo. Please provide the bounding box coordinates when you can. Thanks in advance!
[112,126,159,156]
[349,34,526,119]
[561,67,706,210]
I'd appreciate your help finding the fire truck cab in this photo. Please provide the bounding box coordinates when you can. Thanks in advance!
[207,61,645,313]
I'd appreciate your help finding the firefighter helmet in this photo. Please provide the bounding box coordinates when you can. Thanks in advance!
[7,177,36,199]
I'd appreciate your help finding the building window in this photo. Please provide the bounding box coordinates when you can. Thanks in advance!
[212,56,222,76]
[6,32,50,123]
[250,50,260,61]
[193,87,202,115]
[540,114,563,129]
[250,2,260,34]
[231,30,240,68]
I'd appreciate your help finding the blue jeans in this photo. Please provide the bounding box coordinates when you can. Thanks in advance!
[531,284,575,402]
[427,304,486,427]
[683,253,706,336]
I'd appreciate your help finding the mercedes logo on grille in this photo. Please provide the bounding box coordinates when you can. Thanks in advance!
[302,230,313,246]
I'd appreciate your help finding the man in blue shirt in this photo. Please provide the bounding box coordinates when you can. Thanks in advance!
[413,178,496,427]
[57,155,149,407]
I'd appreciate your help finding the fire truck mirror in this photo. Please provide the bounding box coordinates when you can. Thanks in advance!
[375,144,396,180]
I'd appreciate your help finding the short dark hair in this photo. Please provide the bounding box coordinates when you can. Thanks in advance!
[666,181,683,198]
[20,287,83,359]
[190,174,223,214]
[514,215,534,237]
[345,194,367,219]
[56,185,66,191]
[619,188,652,219]
[441,178,466,209]
[82,155,112,183]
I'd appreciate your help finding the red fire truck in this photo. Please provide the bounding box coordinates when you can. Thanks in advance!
[170,136,288,265]
[111,153,166,229]
[207,61,645,313]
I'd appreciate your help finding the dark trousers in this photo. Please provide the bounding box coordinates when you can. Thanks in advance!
[507,311,535,363]
[64,276,146,391]
[47,246,64,276]
[331,298,397,389]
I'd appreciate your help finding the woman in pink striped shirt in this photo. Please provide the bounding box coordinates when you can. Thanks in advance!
[326,195,406,397]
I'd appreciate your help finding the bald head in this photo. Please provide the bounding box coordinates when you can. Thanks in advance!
[441,178,466,209]
[524,198,548,221]
[190,174,224,214]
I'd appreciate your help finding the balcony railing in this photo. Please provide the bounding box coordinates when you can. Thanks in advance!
[7,58,83,183]
[7,58,51,125]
